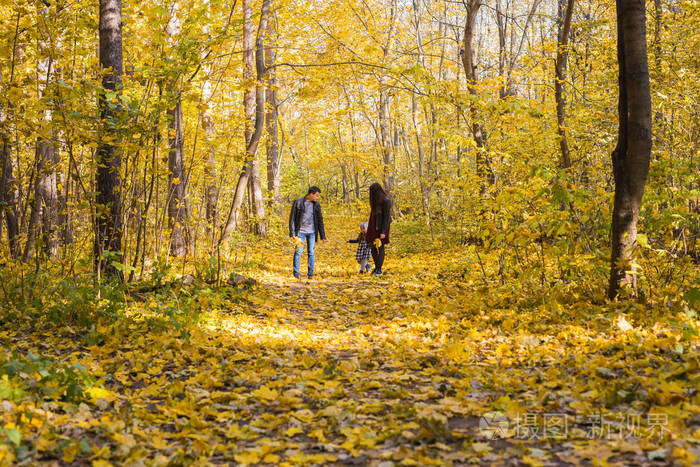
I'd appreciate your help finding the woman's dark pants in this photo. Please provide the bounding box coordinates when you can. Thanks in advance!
[371,244,385,271]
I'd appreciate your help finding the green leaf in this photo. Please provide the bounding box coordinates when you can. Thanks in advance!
[637,233,649,248]
[684,287,700,309]
[3,428,21,446]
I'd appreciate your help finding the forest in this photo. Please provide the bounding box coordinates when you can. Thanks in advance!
[0,0,698,465]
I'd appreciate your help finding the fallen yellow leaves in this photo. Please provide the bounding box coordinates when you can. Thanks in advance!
[0,219,697,465]
[253,385,279,403]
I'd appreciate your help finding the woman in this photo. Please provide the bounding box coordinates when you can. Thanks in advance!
[365,183,392,275]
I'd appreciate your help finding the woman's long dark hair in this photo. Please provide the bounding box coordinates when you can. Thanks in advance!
[369,183,387,214]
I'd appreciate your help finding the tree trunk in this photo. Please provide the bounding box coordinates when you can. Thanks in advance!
[652,0,664,146]
[346,90,361,200]
[653,0,662,73]
[411,0,430,217]
[23,141,59,262]
[201,9,218,244]
[413,99,429,217]
[608,0,652,299]
[248,162,265,234]
[220,0,270,243]
[25,5,59,261]
[462,0,494,194]
[165,5,188,257]
[243,0,266,236]
[495,0,508,98]
[57,169,73,246]
[354,170,360,199]
[167,96,187,256]
[340,164,349,202]
[0,114,19,257]
[0,135,20,258]
[379,85,394,196]
[265,5,281,214]
[555,0,575,169]
[95,0,124,279]
[202,113,217,240]
[0,13,21,258]
[379,0,397,197]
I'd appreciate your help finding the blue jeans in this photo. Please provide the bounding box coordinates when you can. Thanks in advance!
[293,232,316,277]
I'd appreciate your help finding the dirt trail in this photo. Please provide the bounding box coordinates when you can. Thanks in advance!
[1,221,691,465]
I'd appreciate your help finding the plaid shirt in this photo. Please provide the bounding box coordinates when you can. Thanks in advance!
[349,234,372,261]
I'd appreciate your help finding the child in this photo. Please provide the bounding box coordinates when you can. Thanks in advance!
[348,222,372,273]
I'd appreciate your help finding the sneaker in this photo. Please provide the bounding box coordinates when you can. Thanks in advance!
[293,273,300,279]
[372,269,383,276]
[364,264,372,273]
[359,269,365,274]
[307,275,313,280]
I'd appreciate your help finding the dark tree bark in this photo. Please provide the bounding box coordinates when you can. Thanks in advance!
[0,133,20,259]
[220,0,270,243]
[57,169,73,246]
[95,0,124,278]
[462,0,495,194]
[555,0,575,169]
[202,110,217,239]
[167,96,187,256]
[608,0,652,299]
[341,164,349,202]
[0,13,21,258]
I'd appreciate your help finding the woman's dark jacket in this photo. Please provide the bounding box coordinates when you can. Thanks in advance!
[374,197,392,235]
[288,198,326,241]
[366,196,392,245]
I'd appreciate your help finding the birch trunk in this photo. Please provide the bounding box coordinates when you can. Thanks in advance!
[220,0,270,243]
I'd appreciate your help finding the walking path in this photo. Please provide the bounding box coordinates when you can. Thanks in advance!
[1,220,696,465]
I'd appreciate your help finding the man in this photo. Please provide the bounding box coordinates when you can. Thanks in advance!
[289,186,326,279]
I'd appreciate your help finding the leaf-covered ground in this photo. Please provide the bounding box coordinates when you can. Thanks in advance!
[1,219,698,466]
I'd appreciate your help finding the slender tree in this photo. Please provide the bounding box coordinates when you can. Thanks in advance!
[243,0,267,236]
[608,0,652,299]
[202,106,218,242]
[95,0,124,278]
[220,0,270,242]
[201,3,219,246]
[555,0,575,169]
[166,6,188,257]
[0,13,21,258]
[411,0,430,217]
[24,4,60,261]
[378,0,397,198]
[652,0,664,145]
[167,97,187,256]
[265,5,281,213]
[462,0,495,194]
